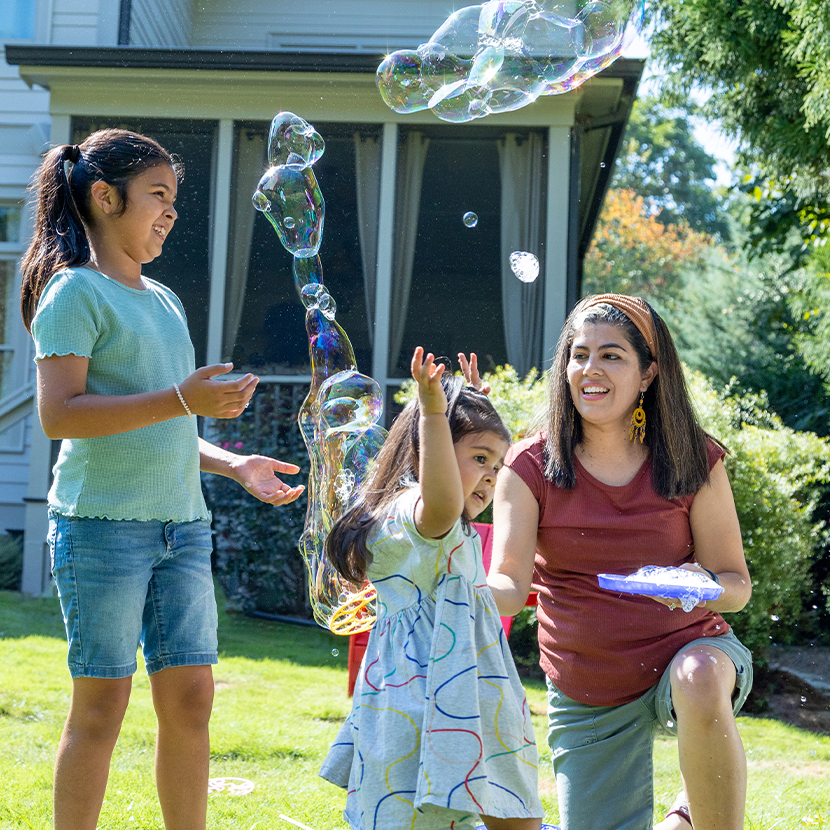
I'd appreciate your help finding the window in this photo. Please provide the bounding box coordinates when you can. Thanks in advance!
[0,1,36,41]
[0,205,23,400]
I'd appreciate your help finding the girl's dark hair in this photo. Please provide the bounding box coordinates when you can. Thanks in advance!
[327,375,511,583]
[543,295,719,500]
[20,129,182,331]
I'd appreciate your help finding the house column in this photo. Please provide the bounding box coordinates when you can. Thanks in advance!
[205,118,234,365]
[542,124,573,365]
[371,122,398,415]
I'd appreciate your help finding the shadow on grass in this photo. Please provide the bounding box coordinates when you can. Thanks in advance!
[0,590,65,640]
[0,584,344,672]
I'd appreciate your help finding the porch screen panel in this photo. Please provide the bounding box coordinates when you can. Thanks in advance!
[228,124,372,376]
[392,136,506,377]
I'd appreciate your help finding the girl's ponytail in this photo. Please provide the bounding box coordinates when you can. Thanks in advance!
[20,144,90,332]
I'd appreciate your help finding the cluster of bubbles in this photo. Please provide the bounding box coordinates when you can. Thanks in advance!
[253,112,383,634]
[377,0,644,122]
[631,566,724,613]
[509,250,540,282]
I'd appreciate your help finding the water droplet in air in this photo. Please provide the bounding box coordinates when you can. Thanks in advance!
[771,614,779,621]
[801,696,807,703]
[600,161,606,168]
[666,719,674,728]
[332,648,340,657]
[463,211,478,228]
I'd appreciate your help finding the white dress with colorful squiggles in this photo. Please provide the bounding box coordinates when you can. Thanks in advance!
[320,488,543,830]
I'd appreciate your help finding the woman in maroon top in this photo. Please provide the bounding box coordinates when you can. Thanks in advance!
[486,295,752,830]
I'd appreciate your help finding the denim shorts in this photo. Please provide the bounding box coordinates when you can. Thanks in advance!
[49,510,218,678]
[545,630,753,830]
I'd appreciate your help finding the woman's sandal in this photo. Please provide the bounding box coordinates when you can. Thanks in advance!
[666,791,692,826]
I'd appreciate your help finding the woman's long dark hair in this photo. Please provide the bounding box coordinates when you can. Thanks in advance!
[327,375,511,583]
[544,296,718,500]
[20,129,182,331]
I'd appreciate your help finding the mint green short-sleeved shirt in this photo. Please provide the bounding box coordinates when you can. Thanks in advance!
[32,266,209,522]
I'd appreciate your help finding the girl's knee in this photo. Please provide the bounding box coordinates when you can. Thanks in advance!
[69,676,132,735]
[151,665,214,728]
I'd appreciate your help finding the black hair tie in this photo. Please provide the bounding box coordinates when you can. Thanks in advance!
[66,145,81,164]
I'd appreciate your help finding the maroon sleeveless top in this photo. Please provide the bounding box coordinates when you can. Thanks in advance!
[506,433,729,706]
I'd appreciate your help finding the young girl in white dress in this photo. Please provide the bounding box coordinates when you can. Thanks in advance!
[320,347,544,830]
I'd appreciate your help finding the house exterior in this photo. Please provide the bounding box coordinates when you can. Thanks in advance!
[0,0,643,595]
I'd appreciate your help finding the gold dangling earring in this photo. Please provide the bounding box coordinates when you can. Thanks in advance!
[629,393,646,443]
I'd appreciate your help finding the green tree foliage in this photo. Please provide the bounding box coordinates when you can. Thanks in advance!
[583,188,709,309]
[670,244,830,436]
[649,0,830,261]
[613,96,727,237]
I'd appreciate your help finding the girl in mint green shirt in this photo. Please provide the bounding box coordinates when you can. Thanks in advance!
[21,128,304,830]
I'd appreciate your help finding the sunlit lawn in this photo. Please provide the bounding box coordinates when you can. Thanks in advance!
[1,587,828,829]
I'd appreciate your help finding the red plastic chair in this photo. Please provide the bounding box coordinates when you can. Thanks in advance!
[346,522,537,695]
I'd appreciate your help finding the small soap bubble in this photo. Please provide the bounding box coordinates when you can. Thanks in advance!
[510,251,540,282]
[332,649,339,657]
[252,191,270,212]
[666,719,674,728]
[771,614,779,621]
[284,216,296,229]
[463,211,479,228]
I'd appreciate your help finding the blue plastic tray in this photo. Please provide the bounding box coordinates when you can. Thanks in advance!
[598,571,723,601]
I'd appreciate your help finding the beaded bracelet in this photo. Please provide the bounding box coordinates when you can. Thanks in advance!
[173,382,192,418]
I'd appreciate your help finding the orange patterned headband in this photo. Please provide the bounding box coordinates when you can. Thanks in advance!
[579,294,659,360]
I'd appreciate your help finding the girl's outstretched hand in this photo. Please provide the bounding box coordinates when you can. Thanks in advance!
[233,454,305,505]
[457,352,491,395]
[178,363,258,418]
[411,347,447,415]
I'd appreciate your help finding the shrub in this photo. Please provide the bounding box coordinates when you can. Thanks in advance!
[687,372,830,657]
[0,534,23,591]
[203,383,311,617]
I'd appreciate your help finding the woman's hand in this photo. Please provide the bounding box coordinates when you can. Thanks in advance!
[177,363,258,419]
[648,564,718,611]
[458,352,491,395]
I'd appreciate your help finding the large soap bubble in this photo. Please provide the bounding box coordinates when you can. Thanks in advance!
[253,112,384,634]
[377,0,644,122]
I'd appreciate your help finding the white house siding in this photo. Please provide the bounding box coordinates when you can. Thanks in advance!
[129,0,193,48]
[191,0,448,51]
[0,46,51,537]
[51,0,104,46]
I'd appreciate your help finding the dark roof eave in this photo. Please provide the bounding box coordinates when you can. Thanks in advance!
[5,44,645,80]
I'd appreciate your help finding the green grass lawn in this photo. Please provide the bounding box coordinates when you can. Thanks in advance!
[1,587,828,829]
